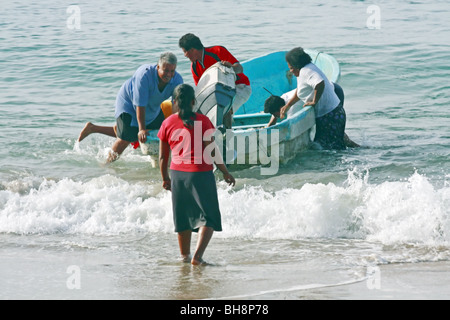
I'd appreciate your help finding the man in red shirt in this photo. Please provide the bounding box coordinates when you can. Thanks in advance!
[179,33,252,129]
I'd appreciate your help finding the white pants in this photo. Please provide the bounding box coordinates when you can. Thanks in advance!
[232,84,252,113]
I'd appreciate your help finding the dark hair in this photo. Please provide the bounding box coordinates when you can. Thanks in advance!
[178,33,204,51]
[173,84,196,128]
[264,95,285,115]
[285,47,312,70]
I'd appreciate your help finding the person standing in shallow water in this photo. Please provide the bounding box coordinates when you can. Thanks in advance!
[77,52,183,162]
[280,47,359,150]
[158,84,235,265]
[264,82,360,148]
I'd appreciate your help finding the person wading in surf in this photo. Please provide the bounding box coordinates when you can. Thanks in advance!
[272,47,359,149]
[77,52,183,162]
[158,83,235,265]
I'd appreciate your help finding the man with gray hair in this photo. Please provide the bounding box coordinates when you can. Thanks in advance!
[77,52,183,162]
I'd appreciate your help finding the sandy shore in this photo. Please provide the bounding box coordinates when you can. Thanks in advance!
[1,239,448,300]
[261,261,450,300]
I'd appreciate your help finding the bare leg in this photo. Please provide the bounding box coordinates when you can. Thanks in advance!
[107,138,130,163]
[78,122,116,142]
[178,230,192,262]
[192,226,214,265]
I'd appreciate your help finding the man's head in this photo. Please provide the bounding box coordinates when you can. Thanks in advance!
[179,33,204,63]
[157,52,177,84]
[264,95,285,118]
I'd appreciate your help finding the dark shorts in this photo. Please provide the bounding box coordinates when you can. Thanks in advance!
[116,110,165,142]
[314,103,346,150]
[171,170,222,233]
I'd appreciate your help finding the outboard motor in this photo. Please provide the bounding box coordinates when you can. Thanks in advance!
[194,62,237,131]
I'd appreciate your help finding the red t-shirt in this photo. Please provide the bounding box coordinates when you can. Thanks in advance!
[192,46,250,86]
[157,113,216,172]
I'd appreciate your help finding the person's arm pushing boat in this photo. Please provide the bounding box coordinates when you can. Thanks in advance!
[280,89,300,119]
[136,106,148,144]
[303,80,325,108]
[221,60,243,75]
[280,80,325,119]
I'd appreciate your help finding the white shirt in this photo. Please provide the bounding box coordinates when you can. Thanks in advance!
[281,90,303,117]
[296,63,340,118]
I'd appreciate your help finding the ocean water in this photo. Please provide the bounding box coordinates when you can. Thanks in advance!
[1,0,449,300]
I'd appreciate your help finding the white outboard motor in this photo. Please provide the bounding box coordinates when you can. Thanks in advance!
[194,62,237,130]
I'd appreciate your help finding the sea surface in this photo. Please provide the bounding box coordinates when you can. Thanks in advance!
[0,0,449,300]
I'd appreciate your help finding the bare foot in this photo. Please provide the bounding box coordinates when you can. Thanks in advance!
[78,122,94,142]
[191,257,209,266]
[180,254,192,263]
[106,149,120,163]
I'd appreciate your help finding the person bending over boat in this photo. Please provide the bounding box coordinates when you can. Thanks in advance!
[158,84,235,265]
[264,87,359,148]
[77,52,183,162]
[277,47,358,149]
[264,91,302,127]
[178,33,252,130]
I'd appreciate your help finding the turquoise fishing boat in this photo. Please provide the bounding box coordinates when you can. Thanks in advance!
[227,49,340,171]
[141,49,340,170]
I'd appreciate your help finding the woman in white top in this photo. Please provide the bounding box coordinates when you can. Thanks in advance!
[264,82,359,148]
[280,47,350,150]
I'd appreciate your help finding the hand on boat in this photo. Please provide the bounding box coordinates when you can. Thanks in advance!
[279,105,289,119]
[221,61,232,68]
[303,101,317,107]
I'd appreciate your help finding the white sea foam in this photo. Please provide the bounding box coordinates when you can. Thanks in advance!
[0,175,173,235]
[1,171,449,246]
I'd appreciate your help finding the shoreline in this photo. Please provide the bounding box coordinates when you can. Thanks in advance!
[262,260,450,300]
[1,240,448,300]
